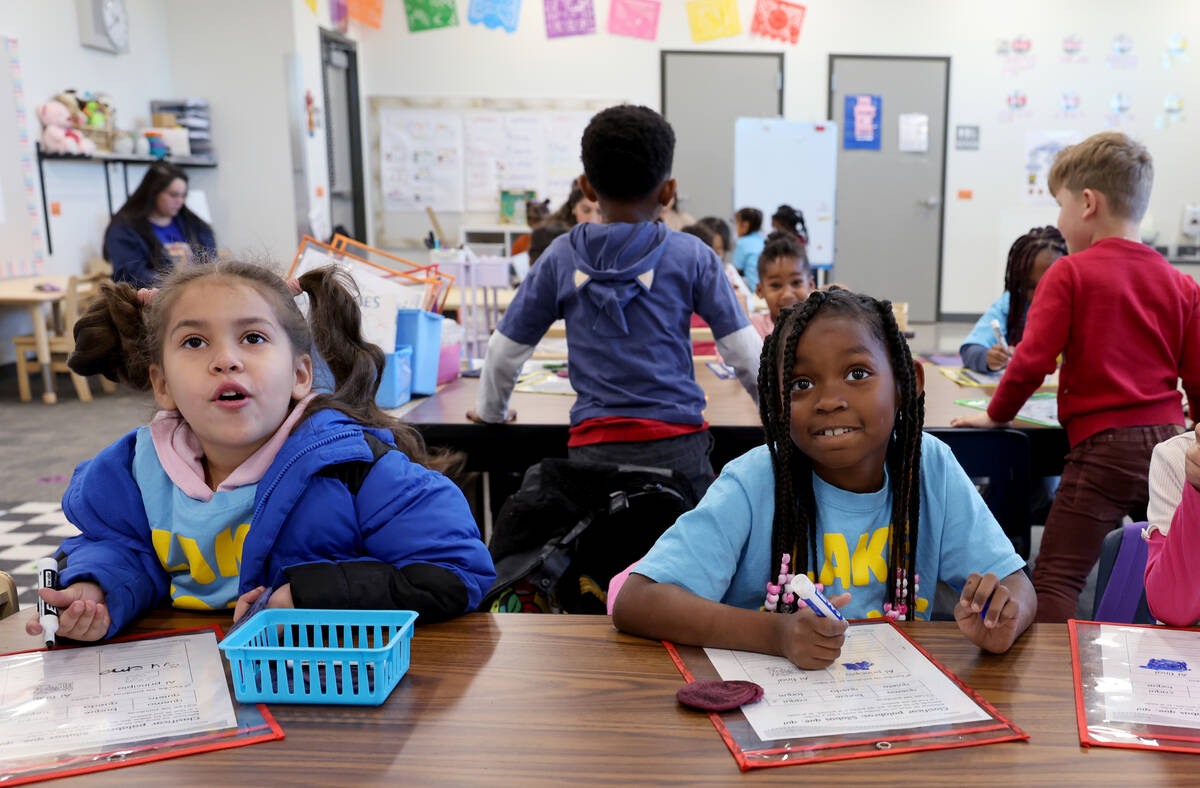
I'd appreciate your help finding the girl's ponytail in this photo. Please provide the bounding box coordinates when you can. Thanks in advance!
[68,280,153,389]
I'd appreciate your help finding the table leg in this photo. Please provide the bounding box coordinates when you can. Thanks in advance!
[29,303,55,404]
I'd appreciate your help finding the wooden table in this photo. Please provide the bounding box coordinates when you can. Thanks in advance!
[0,275,73,404]
[922,365,1069,478]
[405,358,763,474]
[2,612,1195,786]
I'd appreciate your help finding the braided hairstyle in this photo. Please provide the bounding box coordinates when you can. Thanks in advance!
[756,288,925,619]
[68,258,462,476]
[1003,226,1066,345]
[771,204,809,243]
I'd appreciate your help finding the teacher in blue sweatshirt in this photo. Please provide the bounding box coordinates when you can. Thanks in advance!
[103,161,216,288]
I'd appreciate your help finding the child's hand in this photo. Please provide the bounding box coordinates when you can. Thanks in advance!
[775,593,851,669]
[954,573,1023,653]
[25,581,109,642]
[950,411,1009,429]
[465,408,518,424]
[233,584,295,622]
[1186,423,1200,492]
[986,344,1012,371]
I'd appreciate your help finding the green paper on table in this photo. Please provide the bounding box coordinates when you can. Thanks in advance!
[955,392,1060,427]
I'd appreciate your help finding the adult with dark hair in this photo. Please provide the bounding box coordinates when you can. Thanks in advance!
[103,161,216,289]
[470,104,761,500]
[550,180,601,226]
[959,227,1067,373]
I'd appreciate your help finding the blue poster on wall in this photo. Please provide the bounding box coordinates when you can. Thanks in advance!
[843,94,882,150]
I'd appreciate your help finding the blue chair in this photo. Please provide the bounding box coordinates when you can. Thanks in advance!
[1092,522,1155,624]
[926,428,1032,560]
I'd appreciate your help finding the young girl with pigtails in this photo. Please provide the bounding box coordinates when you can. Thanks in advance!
[27,260,494,642]
[614,288,1035,668]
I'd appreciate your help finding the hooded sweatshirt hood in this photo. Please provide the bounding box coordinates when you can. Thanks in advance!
[568,222,671,336]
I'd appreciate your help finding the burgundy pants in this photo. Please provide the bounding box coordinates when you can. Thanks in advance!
[1032,424,1184,622]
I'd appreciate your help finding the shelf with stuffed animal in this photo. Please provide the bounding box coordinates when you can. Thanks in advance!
[37,98,96,156]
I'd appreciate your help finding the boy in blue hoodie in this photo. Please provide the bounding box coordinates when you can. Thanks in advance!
[468,105,761,498]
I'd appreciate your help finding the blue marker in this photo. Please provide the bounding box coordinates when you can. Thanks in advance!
[787,575,845,621]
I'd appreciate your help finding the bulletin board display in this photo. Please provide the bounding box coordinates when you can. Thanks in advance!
[0,37,45,278]
[368,96,614,248]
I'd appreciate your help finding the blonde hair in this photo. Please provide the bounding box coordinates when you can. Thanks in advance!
[1047,131,1153,221]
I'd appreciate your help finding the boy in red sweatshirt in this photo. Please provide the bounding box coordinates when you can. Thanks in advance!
[952,131,1200,622]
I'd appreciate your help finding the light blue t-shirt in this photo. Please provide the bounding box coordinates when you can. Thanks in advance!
[732,231,765,289]
[132,428,256,611]
[961,292,1010,351]
[633,433,1025,620]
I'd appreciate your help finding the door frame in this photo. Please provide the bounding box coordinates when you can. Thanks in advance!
[660,50,785,117]
[320,28,366,241]
[826,54,951,320]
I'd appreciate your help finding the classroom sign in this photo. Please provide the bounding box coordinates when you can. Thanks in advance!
[843,94,881,150]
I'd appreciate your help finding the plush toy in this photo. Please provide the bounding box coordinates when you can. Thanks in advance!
[37,100,95,155]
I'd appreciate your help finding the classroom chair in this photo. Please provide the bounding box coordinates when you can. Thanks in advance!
[13,270,115,403]
[1092,522,1155,625]
[926,428,1032,560]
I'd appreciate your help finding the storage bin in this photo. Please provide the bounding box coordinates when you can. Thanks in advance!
[376,345,413,409]
[218,609,418,706]
[437,342,462,385]
[395,309,443,395]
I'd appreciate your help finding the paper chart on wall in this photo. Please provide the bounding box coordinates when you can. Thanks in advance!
[0,631,237,766]
[379,109,465,212]
[704,624,990,741]
[1096,624,1200,729]
[1024,130,1082,205]
[463,110,591,212]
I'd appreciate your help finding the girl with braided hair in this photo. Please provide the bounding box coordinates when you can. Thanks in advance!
[960,227,1066,373]
[614,288,1035,668]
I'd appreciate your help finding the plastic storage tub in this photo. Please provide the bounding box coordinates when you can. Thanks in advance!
[376,345,413,408]
[218,609,418,706]
[395,309,443,396]
[437,342,462,385]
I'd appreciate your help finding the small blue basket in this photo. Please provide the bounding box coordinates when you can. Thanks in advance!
[218,609,418,706]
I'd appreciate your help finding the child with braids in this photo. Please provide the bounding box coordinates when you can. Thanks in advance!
[26,260,494,642]
[959,227,1066,373]
[614,288,1035,667]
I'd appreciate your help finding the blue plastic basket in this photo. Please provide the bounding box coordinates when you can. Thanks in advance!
[395,309,443,395]
[375,345,413,409]
[218,609,418,706]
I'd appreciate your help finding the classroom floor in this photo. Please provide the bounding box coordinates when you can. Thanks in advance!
[0,321,1094,614]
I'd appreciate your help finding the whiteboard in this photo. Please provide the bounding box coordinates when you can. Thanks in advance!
[0,37,45,278]
[733,118,837,267]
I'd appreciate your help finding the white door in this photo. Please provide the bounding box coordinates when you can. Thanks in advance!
[829,56,949,321]
[663,51,783,222]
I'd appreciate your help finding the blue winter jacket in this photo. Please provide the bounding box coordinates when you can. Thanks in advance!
[57,409,495,637]
[103,216,218,289]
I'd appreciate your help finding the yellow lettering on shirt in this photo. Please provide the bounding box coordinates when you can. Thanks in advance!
[213,523,251,578]
[152,529,188,572]
[172,594,214,610]
[851,526,891,586]
[177,536,216,585]
[817,533,852,590]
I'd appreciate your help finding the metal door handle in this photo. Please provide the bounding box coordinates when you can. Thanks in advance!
[917,196,941,208]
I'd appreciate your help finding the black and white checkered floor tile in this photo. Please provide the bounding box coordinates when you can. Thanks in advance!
[0,503,79,610]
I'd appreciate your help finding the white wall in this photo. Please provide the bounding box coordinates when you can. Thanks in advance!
[355,0,1200,315]
[0,0,174,362]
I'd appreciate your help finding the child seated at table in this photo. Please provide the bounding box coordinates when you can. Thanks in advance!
[959,227,1066,373]
[614,288,1035,668]
[468,105,761,500]
[1143,425,1200,625]
[26,260,494,642]
[749,231,813,339]
[732,207,766,290]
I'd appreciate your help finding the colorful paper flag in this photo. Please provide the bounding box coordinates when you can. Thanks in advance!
[607,0,659,40]
[468,0,521,32]
[348,0,384,28]
[331,0,350,32]
[405,0,458,31]
[749,0,804,45]
[545,0,594,38]
[304,0,318,14]
[686,0,741,43]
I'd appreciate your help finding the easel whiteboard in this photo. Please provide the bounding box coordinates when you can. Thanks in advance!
[369,97,614,249]
[733,119,837,267]
[0,37,44,278]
